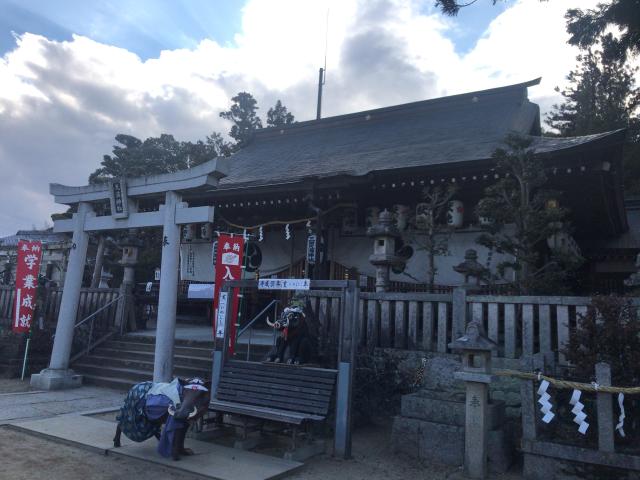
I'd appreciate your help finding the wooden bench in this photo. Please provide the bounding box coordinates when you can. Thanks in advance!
[209,359,338,454]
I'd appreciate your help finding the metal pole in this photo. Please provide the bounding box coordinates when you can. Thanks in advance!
[20,337,31,381]
[316,67,324,120]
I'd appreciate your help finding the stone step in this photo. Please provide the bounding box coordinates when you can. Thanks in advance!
[74,363,209,382]
[83,354,211,373]
[82,373,142,391]
[103,340,214,356]
[115,335,216,349]
[92,348,213,366]
[400,390,504,429]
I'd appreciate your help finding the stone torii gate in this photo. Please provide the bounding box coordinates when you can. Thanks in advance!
[31,159,228,390]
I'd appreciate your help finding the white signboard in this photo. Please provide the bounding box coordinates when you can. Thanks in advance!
[188,283,215,299]
[258,278,310,290]
[215,291,228,338]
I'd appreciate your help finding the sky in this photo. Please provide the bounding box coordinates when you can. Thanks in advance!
[0,0,600,236]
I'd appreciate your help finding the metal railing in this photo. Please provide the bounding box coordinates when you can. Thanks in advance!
[65,294,124,363]
[236,299,279,361]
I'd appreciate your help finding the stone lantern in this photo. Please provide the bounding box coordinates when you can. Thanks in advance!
[118,233,143,331]
[367,209,404,292]
[449,321,498,479]
[120,233,143,286]
[98,268,113,288]
[453,249,488,286]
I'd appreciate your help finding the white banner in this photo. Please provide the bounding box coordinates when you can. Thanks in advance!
[215,292,228,338]
[258,278,310,290]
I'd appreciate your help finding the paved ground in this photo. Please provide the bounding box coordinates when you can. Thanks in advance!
[0,379,125,424]
[0,379,524,480]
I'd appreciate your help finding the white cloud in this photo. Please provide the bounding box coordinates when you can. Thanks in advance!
[0,0,598,236]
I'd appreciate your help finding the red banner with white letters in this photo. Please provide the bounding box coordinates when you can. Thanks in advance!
[213,234,244,354]
[12,240,43,333]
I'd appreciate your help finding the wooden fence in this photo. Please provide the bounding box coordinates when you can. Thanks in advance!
[0,285,120,332]
[304,289,640,365]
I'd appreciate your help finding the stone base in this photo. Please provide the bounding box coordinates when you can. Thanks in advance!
[392,389,512,473]
[523,453,640,480]
[400,389,505,428]
[392,416,511,473]
[30,368,83,390]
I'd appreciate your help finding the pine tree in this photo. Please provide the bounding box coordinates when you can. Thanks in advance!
[547,37,640,192]
[266,100,295,128]
[219,92,263,148]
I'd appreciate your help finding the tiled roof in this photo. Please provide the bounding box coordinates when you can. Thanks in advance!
[213,79,623,191]
[0,230,69,248]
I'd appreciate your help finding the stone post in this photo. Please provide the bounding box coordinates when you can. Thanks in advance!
[452,287,468,340]
[31,202,93,390]
[153,191,182,382]
[595,362,614,453]
[450,321,497,479]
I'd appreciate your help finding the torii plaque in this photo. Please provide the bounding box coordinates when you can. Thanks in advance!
[31,159,229,390]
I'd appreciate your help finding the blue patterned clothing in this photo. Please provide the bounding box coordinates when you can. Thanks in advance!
[116,381,161,442]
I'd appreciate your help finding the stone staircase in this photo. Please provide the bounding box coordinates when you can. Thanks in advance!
[72,334,272,390]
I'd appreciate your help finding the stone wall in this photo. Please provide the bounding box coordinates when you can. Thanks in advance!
[0,330,52,378]
[357,348,523,417]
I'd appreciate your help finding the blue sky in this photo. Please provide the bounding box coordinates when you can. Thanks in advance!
[0,0,242,58]
[1,0,504,59]
[0,0,596,235]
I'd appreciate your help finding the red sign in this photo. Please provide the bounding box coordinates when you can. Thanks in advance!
[213,234,244,354]
[13,240,43,333]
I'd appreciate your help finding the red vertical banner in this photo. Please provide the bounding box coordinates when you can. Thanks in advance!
[213,234,245,354]
[13,240,43,333]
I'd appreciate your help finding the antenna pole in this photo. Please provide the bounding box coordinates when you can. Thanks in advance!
[316,67,324,120]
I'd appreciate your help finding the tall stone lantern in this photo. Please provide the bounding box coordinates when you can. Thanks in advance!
[118,233,143,331]
[449,321,498,479]
[367,209,404,292]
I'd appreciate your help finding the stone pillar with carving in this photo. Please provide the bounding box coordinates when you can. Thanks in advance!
[449,321,498,479]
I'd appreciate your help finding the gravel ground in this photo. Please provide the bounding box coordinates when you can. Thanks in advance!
[0,379,524,479]
[0,426,202,480]
[1,419,524,480]
[0,378,34,394]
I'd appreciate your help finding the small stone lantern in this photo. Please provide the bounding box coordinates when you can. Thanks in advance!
[449,321,498,479]
[453,249,488,286]
[367,209,404,292]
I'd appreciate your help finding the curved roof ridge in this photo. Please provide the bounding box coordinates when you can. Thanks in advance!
[255,78,542,139]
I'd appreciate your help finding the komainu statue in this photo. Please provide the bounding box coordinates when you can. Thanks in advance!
[265,299,314,365]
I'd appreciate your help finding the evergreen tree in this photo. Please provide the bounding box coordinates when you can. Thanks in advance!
[547,38,640,193]
[475,134,582,294]
[566,0,640,61]
[89,132,231,184]
[266,100,295,127]
[219,92,263,148]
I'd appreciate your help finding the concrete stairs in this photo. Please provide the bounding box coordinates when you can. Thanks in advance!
[72,334,271,390]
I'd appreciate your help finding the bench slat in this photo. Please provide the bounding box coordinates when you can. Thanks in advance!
[219,377,333,400]
[225,360,338,379]
[223,366,337,387]
[216,390,329,415]
[223,370,336,391]
[224,363,338,383]
[209,400,324,424]
[217,382,331,407]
